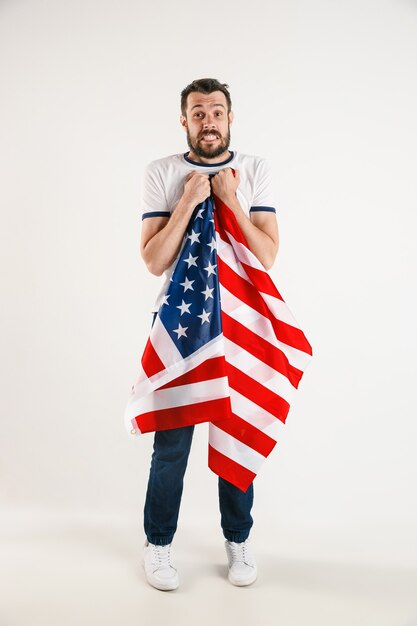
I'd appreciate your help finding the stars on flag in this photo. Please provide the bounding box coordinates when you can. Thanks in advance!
[201,285,214,300]
[176,300,192,315]
[180,276,195,292]
[187,229,201,244]
[204,261,217,276]
[207,237,217,253]
[183,253,198,268]
[173,323,188,339]
[197,309,211,324]
[156,195,222,358]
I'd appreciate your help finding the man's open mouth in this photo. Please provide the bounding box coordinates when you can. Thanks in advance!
[201,134,219,142]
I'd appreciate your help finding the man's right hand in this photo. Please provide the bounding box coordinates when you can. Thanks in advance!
[140,172,211,276]
[182,171,211,207]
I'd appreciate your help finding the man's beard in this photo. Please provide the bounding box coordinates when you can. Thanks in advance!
[186,126,231,159]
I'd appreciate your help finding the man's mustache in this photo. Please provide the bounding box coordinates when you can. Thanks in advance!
[200,132,221,139]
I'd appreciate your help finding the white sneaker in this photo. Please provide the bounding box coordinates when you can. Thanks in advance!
[225,539,257,586]
[142,540,179,591]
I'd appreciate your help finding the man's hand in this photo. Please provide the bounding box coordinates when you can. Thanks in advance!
[183,171,211,207]
[140,172,210,277]
[211,168,240,203]
[211,167,279,270]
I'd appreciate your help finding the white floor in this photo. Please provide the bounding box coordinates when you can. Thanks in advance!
[1,511,416,626]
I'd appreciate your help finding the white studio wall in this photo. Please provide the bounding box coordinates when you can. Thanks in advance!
[1,2,417,623]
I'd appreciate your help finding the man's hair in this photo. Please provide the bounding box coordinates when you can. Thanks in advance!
[180,78,232,117]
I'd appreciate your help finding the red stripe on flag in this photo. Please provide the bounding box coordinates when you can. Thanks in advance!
[141,338,165,378]
[219,256,313,356]
[213,195,247,246]
[215,210,238,244]
[211,413,277,457]
[222,311,303,388]
[214,213,283,298]
[135,396,232,433]
[240,262,284,299]
[226,361,290,423]
[157,356,228,390]
[208,444,256,493]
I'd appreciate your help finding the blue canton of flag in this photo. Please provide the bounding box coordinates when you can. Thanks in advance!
[158,188,222,358]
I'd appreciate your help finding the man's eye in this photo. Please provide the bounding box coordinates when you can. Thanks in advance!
[215,111,223,116]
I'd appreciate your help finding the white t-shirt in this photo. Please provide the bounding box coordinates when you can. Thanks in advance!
[140,149,278,312]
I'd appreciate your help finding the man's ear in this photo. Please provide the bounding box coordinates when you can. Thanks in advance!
[180,114,187,130]
[228,110,234,125]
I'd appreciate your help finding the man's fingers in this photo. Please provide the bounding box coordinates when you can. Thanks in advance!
[186,171,209,181]
[213,167,238,177]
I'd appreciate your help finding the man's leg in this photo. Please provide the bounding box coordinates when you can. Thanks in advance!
[218,477,254,542]
[143,424,195,546]
[218,477,257,586]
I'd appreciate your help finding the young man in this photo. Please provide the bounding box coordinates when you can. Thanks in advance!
[139,78,279,591]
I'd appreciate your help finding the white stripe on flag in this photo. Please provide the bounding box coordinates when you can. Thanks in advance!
[220,286,260,325]
[220,284,312,372]
[151,315,183,366]
[132,333,226,398]
[229,389,286,441]
[218,235,306,330]
[209,424,266,473]
[216,235,252,282]
[260,292,306,330]
[220,228,265,270]
[224,337,298,401]
[126,377,230,417]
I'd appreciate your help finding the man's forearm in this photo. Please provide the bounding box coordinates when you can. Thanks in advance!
[142,197,195,276]
[219,195,278,270]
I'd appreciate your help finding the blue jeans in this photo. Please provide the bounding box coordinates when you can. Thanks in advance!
[143,424,254,545]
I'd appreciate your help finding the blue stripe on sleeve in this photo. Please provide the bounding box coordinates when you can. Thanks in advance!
[249,206,276,213]
[142,211,171,220]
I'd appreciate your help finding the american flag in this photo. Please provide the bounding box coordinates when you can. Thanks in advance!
[124,174,313,492]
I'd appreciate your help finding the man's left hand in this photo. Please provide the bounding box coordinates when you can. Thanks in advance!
[211,168,240,203]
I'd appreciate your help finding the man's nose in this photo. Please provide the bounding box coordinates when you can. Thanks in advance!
[203,113,216,128]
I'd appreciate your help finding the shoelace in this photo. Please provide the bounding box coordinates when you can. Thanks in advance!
[151,544,175,570]
[228,540,251,565]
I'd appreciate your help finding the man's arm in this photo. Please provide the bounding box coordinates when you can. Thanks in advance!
[140,172,211,276]
[211,168,279,270]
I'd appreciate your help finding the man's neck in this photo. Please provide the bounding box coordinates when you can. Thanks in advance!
[186,149,231,164]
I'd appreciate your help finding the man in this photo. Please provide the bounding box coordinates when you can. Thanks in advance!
[139,78,279,591]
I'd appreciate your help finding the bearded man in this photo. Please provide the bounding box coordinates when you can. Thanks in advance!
[139,77,279,591]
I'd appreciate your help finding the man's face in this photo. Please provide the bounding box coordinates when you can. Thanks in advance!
[180,91,234,160]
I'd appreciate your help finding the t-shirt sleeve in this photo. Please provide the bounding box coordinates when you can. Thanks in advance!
[140,163,170,220]
[250,157,278,214]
